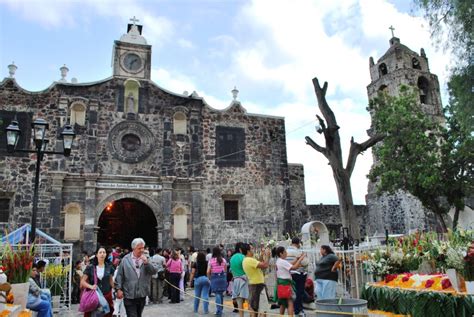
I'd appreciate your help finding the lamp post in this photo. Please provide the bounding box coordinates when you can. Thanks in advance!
[5,117,75,242]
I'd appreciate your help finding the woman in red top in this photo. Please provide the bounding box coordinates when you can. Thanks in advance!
[166,250,182,304]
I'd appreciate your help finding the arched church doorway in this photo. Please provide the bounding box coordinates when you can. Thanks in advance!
[97,198,157,249]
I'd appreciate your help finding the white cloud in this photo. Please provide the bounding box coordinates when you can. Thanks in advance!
[151,68,196,95]
[151,67,231,110]
[0,0,174,47]
[177,39,194,49]
[0,0,76,28]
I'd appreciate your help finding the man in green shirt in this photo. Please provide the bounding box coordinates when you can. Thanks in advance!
[230,243,249,317]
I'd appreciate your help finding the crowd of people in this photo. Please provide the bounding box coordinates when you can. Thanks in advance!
[30,237,341,317]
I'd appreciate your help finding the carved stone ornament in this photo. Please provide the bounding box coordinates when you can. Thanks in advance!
[107,120,155,163]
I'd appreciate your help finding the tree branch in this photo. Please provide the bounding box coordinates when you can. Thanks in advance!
[345,134,385,177]
[312,77,338,129]
[315,114,326,133]
[305,136,327,157]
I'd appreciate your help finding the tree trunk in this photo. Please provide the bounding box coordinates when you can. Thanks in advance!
[452,206,461,231]
[305,78,384,241]
[437,212,448,232]
[332,167,361,240]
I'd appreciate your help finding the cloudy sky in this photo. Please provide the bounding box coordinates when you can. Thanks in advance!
[0,0,451,205]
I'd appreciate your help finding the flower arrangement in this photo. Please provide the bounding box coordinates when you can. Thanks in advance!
[364,248,393,278]
[364,230,474,278]
[44,264,70,296]
[374,273,454,292]
[0,243,35,284]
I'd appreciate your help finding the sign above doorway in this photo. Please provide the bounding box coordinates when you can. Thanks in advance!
[96,182,162,190]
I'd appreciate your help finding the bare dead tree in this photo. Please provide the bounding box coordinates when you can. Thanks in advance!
[305,78,384,240]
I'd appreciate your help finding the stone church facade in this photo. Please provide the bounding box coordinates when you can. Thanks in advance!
[0,22,296,252]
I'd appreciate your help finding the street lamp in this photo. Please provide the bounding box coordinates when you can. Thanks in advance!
[5,117,75,242]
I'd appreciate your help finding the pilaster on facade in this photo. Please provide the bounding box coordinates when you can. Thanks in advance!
[49,171,68,189]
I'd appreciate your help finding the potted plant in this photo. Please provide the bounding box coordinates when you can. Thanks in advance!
[463,241,474,294]
[0,243,35,309]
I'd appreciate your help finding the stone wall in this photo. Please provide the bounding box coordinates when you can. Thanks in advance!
[307,204,368,239]
[199,101,291,247]
[288,164,308,230]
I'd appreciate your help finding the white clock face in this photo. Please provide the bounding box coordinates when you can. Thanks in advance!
[123,53,142,72]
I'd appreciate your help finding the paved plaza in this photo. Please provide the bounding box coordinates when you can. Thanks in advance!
[68,292,278,316]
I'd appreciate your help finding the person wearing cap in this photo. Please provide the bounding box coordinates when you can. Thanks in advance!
[285,237,309,316]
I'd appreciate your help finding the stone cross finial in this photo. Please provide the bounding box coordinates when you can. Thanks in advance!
[130,16,139,25]
[8,62,17,78]
[231,86,239,101]
[389,25,395,38]
[59,64,69,82]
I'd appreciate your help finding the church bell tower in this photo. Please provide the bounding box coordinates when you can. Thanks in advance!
[112,17,152,80]
[366,31,445,234]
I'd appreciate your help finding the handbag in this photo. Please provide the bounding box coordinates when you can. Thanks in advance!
[92,287,110,317]
[277,284,292,299]
[79,267,100,313]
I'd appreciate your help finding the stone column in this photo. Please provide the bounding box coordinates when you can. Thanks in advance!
[49,171,67,239]
[161,177,175,247]
[83,173,99,253]
[191,178,203,249]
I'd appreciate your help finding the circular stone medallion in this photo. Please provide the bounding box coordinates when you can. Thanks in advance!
[108,121,154,163]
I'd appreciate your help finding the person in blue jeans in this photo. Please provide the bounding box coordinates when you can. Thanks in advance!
[286,237,309,316]
[207,247,227,316]
[189,252,210,314]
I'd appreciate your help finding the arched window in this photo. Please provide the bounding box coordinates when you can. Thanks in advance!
[124,79,141,114]
[173,207,188,239]
[173,112,187,135]
[70,103,86,126]
[378,63,388,76]
[378,85,388,94]
[64,204,81,240]
[412,58,421,70]
[417,77,431,104]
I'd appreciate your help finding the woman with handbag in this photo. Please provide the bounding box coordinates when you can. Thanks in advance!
[275,246,306,317]
[207,247,227,316]
[80,246,115,317]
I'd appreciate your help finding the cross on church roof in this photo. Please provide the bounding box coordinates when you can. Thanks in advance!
[130,16,139,25]
[389,25,395,38]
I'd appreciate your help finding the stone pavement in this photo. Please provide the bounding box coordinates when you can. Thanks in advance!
[64,293,380,316]
[66,293,269,316]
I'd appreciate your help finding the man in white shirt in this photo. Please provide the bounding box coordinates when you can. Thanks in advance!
[286,237,309,316]
[150,248,166,304]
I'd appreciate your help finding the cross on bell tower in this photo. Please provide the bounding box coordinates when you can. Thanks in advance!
[130,16,139,25]
[389,25,395,38]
